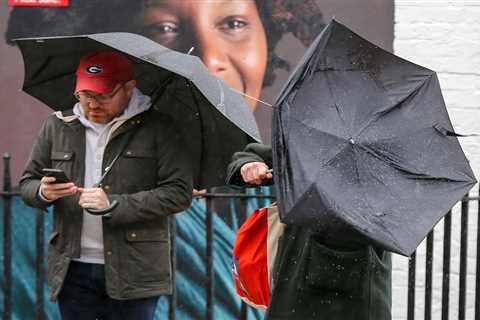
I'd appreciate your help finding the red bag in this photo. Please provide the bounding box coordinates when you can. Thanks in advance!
[232,204,285,309]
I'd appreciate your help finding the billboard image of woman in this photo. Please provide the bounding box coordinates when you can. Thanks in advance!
[1,1,393,319]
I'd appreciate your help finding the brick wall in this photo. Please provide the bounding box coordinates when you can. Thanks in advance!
[393,1,480,319]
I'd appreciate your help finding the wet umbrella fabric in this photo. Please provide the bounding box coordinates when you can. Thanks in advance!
[272,20,476,256]
[15,32,261,190]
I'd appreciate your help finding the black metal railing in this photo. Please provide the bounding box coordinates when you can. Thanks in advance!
[406,191,480,320]
[0,154,275,320]
[1,153,479,320]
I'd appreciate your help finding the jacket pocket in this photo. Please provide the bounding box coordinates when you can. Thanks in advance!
[123,149,156,159]
[125,229,167,242]
[303,239,368,298]
[124,229,170,283]
[50,151,74,161]
[119,149,157,190]
[50,151,74,177]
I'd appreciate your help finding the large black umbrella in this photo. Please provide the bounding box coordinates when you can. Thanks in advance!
[272,20,477,256]
[15,32,261,190]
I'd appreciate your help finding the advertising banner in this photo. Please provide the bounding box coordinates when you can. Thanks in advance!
[0,1,393,319]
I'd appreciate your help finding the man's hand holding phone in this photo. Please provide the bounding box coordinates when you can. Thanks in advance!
[40,168,77,201]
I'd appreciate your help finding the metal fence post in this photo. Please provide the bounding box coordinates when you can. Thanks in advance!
[35,209,45,320]
[442,210,452,320]
[169,216,177,320]
[206,193,214,320]
[459,195,469,320]
[168,216,177,320]
[240,188,249,320]
[476,185,480,320]
[2,153,12,320]
[407,251,416,320]
[425,231,434,320]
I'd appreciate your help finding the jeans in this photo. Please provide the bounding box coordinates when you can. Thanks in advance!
[58,261,159,320]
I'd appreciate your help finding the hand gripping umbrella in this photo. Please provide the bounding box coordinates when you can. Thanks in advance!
[15,32,261,192]
[272,20,477,256]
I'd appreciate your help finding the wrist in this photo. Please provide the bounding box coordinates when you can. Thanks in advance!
[38,184,54,202]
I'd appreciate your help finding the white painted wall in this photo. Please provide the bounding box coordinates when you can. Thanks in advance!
[393,1,480,319]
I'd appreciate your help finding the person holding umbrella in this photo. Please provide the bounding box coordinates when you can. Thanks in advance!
[226,142,392,320]
[228,19,476,320]
[20,50,193,320]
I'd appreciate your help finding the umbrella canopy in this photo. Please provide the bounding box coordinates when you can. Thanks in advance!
[15,32,261,190]
[272,20,477,256]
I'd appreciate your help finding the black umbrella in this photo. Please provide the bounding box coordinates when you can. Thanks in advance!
[15,32,261,190]
[272,20,477,256]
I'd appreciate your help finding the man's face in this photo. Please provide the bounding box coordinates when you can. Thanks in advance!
[75,80,136,124]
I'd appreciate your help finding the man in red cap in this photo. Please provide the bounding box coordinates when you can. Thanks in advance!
[74,50,136,124]
[20,50,193,319]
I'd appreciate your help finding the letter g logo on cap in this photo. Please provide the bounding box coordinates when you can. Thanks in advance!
[86,65,103,74]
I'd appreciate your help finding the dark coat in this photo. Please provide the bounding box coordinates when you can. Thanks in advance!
[227,143,392,320]
[20,108,193,301]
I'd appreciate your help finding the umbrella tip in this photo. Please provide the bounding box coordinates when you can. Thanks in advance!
[187,47,195,55]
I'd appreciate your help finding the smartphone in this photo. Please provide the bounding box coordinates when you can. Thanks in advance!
[42,168,71,183]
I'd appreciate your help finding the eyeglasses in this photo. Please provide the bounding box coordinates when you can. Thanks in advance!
[74,84,124,104]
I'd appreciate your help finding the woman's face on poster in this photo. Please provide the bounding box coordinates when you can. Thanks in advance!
[142,0,268,111]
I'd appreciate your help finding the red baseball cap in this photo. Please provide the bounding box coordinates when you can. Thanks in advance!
[75,50,134,94]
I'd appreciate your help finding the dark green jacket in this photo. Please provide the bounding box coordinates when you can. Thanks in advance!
[20,108,193,301]
[227,143,392,320]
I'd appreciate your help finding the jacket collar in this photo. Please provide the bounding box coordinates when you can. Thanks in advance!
[53,109,148,141]
[54,110,79,122]
[53,110,84,132]
[108,111,147,141]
